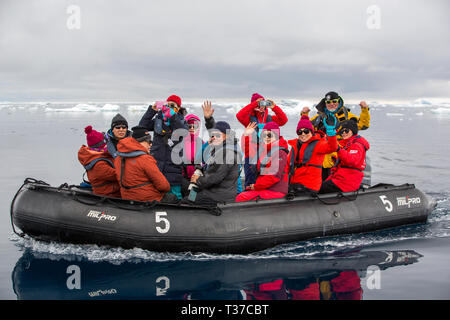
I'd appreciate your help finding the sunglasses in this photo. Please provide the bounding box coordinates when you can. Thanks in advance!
[167,103,179,110]
[188,123,199,129]
[210,132,223,139]
[325,99,339,104]
[339,128,351,135]
[114,125,128,130]
[262,132,274,139]
[297,129,311,136]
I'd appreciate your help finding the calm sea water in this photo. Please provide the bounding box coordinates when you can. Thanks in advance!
[1,101,449,299]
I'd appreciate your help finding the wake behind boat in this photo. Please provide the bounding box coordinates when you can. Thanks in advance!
[10,178,436,254]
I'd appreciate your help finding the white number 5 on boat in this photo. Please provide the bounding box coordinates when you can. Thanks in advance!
[379,195,393,212]
[155,212,170,233]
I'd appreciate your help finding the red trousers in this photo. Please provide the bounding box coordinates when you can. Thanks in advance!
[236,190,286,202]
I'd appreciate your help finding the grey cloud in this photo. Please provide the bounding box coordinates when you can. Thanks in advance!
[0,0,449,102]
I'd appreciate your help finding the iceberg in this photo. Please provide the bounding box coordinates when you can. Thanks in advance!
[431,108,450,114]
[101,104,120,111]
[386,113,404,116]
[44,103,99,113]
[127,105,148,112]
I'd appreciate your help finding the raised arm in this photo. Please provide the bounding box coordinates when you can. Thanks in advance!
[139,104,158,131]
[358,101,370,130]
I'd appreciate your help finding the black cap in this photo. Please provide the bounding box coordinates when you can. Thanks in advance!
[132,126,152,143]
[315,91,344,113]
[324,91,340,100]
[339,119,358,135]
[213,121,231,134]
[111,113,128,129]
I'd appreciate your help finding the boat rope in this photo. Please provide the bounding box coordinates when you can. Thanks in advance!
[70,191,159,211]
[10,178,51,238]
[207,206,222,216]
[249,195,264,202]
[15,177,224,218]
[105,199,159,211]
[312,189,360,205]
[340,189,360,202]
[72,194,108,206]
[311,193,343,205]
[285,192,295,201]
[57,182,79,190]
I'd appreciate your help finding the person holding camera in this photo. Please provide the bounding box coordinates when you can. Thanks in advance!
[138,95,189,199]
[236,93,288,189]
[184,121,242,205]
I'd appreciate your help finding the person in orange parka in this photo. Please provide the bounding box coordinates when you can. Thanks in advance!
[287,115,338,194]
[78,126,121,198]
[114,126,177,203]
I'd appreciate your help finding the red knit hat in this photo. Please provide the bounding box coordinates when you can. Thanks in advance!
[296,115,314,134]
[251,93,264,103]
[262,121,280,138]
[85,125,106,148]
[167,94,182,107]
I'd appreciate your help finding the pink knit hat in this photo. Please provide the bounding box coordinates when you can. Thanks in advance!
[85,125,105,148]
[262,121,280,137]
[296,115,314,134]
[185,114,201,124]
[251,93,264,103]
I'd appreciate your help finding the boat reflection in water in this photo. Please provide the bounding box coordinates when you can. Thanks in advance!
[12,248,422,300]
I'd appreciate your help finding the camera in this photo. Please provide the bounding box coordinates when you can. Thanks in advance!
[258,100,272,107]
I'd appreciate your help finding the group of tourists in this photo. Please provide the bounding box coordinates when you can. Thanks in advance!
[77,91,371,205]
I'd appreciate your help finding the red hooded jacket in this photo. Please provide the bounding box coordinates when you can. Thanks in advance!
[254,137,289,194]
[329,135,370,192]
[114,137,170,202]
[288,134,338,192]
[236,100,288,127]
[78,145,121,198]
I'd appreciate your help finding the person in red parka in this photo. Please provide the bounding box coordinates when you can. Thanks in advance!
[114,126,177,203]
[236,93,288,128]
[288,115,338,194]
[236,122,289,201]
[320,119,370,193]
[78,126,121,198]
[237,93,288,189]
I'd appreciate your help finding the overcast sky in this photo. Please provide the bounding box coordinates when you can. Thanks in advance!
[1,0,449,102]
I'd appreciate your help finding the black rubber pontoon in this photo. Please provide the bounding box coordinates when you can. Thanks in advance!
[11,178,436,254]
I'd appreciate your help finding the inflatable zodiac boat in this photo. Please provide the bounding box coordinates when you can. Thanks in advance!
[10,178,436,254]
